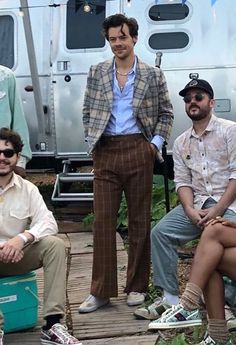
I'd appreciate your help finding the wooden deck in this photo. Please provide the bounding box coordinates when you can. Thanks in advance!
[4,222,159,345]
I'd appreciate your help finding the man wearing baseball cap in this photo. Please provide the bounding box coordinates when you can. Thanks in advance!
[135,78,236,342]
[179,78,214,99]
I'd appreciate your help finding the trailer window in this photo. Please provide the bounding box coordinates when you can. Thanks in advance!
[66,0,105,49]
[0,15,14,68]
[149,4,189,21]
[149,32,189,50]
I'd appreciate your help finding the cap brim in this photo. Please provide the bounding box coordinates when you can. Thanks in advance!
[179,86,213,98]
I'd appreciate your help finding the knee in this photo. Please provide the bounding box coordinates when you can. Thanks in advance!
[202,223,223,240]
[151,222,164,243]
[40,235,66,254]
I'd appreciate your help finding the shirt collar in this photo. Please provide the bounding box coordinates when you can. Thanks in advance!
[189,114,216,138]
[1,172,21,193]
[113,56,137,74]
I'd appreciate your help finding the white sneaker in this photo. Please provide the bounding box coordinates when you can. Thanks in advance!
[225,305,236,332]
[0,329,3,345]
[78,294,109,313]
[134,296,171,320]
[148,304,202,330]
[127,292,146,306]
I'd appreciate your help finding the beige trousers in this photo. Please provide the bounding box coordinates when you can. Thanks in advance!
[0,236,66,327]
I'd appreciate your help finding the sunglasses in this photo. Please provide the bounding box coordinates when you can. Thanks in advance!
[183,93,205,104]
[0,149,16,158]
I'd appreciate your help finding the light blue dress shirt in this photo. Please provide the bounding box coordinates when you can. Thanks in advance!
[103,57,164,151]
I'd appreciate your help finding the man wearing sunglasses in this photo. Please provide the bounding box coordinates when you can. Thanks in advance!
[135,79,236,334]
[0,65,31,178]
[0,128,82,344]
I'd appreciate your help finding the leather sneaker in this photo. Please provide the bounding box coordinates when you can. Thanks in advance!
[134,296,171,320]
[127,292,146,306]
[78,294,109,313]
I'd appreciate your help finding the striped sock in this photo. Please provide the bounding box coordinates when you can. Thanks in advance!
[208,319,229,343]
[180,282,202,310]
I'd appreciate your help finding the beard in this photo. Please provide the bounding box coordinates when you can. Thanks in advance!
[0,171,11,176]
[186,104,211,121]
[0,160,14,176]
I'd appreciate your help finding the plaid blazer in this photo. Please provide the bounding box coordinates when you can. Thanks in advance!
[82,57,173,153]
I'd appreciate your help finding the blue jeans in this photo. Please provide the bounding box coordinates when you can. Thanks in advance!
[151,198,236,304]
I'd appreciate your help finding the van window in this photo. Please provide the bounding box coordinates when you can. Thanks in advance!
[66,0,106,49]
[149,4,189,21]
[149,32,189,50]
[0,15,14,68]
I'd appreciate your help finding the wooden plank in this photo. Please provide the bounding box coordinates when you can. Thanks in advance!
[4,331,158,345]
[71,299,150,340]
[58,220,93,234]
[5,331,41,344]
[67,232,124,255]
[82,334,159,345]
[67,250,128,304]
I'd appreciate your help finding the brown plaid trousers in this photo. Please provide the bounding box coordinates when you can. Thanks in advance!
[90,134,154,298]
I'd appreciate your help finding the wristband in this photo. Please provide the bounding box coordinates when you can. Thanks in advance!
[18,233,28,244]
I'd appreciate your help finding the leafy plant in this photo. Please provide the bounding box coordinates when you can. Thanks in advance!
[156,333,188,345]
[82,176,179,229]
[171,334,189,345]
[83,212,95,227]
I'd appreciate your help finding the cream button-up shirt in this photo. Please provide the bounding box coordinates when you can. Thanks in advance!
[0,173,58,243]
[173,115,236,212]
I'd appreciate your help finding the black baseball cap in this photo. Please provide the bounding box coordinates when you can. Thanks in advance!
[179,79,214,99]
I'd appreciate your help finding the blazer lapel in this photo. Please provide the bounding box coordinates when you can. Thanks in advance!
[100,60,114,112]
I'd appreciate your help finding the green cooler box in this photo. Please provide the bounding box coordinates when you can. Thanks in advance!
[0,272,38,333]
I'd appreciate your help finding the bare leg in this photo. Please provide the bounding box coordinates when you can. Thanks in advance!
[203,271,225,319]
[188,222,236,289]
[181,223,236,314]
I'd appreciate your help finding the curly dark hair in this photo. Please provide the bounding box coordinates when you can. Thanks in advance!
[102,13,138,41]
[0,127,24,153]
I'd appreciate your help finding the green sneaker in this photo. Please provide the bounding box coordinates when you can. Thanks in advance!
[148,304,202,330]
[197,332,234,344]
[134,296,171,320]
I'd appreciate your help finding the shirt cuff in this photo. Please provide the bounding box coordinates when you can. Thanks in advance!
[151,135,165,152]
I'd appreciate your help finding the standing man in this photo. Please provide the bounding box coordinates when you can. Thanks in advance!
[79,13,173,313]
[134,78,236,331]
[0,65,31,177]
[0,128,82,345]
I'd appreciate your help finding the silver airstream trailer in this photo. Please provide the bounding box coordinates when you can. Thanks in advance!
[0,0,235,201]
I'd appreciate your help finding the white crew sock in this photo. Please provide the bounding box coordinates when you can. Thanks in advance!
[163,290,179,305]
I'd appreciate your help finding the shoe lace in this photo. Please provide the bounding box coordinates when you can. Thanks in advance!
[148,297,166,311]
[52,324,78,342]
[142,296,165,309]
[159,304,180,321]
